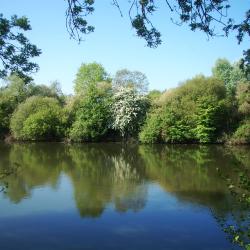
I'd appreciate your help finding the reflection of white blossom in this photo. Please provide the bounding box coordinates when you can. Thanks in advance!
[111,154,147,212]
[112,155,139,182]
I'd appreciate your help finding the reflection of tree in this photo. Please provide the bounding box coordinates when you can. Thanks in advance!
[0,141,249,249]
[214,148,250,249]
[0,143,64,202]
[114,184,147,213]
[65,145,113,218]
[0,143,147,217]
[0,144,21,196]
[65,144,147,217]
[111,155,147,212]
[139,145,235,213]
[139,144,250,249]
[212,209,250,249]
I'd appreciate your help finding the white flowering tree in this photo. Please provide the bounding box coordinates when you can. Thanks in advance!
[112,87,149,138]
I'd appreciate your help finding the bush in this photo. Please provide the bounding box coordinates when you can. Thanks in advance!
[139,76,229,144]
[10,96,64,140]
[230,120,250,144]
[139,112,162,143]
[160,108,195,143]
[236,80,250,117]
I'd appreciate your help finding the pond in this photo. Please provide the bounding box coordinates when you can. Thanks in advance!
[0,143,249,250]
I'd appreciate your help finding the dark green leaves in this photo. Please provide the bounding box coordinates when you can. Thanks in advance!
[64,0,249,58]
[131,15,161,48]
[66,0,95,42]
[0,14,41,81]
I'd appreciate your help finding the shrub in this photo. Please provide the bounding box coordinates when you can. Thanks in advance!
[139,111,162,143]
[10,96,64,140]
[139,76,229,144]
[236,80,250,117]
[160,108,195,143]
[230,120,250,144]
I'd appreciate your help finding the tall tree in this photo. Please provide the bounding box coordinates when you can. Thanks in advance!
[112,86,149,137]
[74,62,109,94]
[212,59,246,95]
[112,69,149,93]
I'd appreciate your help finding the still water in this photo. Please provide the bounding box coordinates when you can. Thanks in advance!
[0,143,249,250]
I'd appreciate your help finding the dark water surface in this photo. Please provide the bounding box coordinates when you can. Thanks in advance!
[0,143,249,250]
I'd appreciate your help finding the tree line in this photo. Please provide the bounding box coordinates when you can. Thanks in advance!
[0,60,249,144]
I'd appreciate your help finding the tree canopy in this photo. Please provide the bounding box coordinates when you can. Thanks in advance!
[0,14,41,81]
[112,69,149,93]
[74,62,109,94]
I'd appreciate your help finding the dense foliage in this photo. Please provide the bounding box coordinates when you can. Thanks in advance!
[0,60,249,144]
[10,96,65,140]
[74,63,109,94]
[140,76,229,143]
[69,83,112,142]
[139,58,250,145]
[0,75,64,138]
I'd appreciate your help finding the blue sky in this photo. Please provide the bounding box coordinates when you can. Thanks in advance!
[1,0,249,94]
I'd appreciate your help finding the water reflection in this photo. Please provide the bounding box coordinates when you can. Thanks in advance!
[0,143,249,249]
[0,144,148,217]
[0,143,248,215]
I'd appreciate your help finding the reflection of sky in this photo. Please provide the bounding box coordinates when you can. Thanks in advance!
[0,180,236,250]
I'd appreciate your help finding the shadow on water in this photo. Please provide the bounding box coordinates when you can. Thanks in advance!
[0,142,249,249]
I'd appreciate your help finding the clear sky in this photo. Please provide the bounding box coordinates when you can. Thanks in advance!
[1,0,249,94]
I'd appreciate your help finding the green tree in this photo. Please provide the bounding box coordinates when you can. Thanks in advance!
[0,74,34,136]
[212,59,246,95]
[147,90,161,102]
[0,14,41,80]
[194,96,228,143]
[30,81,65,103]
[236,80,250,117]
[140,76,228,144]
[10,96,64,140]
[69,84,112,142]
[74,62,109,94]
